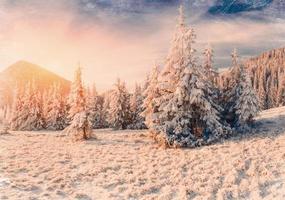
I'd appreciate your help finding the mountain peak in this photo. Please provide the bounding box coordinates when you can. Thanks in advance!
[0,61,71,106]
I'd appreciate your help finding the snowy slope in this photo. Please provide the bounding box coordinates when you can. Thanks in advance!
[0,61,71,106]
[0,107,285,199]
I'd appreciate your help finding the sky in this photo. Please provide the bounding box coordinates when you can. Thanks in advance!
[0,0,284,91]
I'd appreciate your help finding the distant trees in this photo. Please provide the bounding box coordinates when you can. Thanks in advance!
[220,47,285,110]
[108,79,131,130]
[87,84,105,129]
[9,80,45,131]
[45,83,67,130]
[128,84,146,129]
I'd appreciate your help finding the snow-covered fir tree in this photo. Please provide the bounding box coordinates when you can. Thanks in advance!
[203,44,218,84]
[278,76,285,106]
[148,6,230,148]
[203,43,221,109]
[45,83,68,130]
[257,73,266,110]
[87,84,104,129]
[65,67,92,140]
[108,78,131,130]
[231,65,259,130]
[128,83,146,129]
[42,87,53,121]
[141,65,160,130]
[101,90,112,128]
[9,84,24,130]
[222,48,242,124]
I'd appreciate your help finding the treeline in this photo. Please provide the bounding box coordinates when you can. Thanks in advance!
[1,69,147,132]
[220,48,285,110]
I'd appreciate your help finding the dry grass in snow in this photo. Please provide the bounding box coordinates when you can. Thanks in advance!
[1,107,285,200]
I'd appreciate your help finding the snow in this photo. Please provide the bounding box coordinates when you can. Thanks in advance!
[1,107,285,199]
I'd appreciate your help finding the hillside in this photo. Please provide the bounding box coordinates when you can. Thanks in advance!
[219,47,285,110]
[0,61,71,106]
[0,107,285,199]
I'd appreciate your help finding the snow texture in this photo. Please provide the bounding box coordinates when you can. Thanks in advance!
[1,106,285,199]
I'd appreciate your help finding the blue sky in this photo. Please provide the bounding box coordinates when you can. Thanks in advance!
[0,0,284,90]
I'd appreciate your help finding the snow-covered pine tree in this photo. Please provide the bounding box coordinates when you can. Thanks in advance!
[232,65,259,131]
[258,72,266,110]
[222,48,242,124]
[45,83,67,130]
[141,65,160,131]
[9,84,24,130]
[65,66,92,140]
[203,44,218,84]
[42,86,53,121]
[278,76,285,106]
[203,43,222,111]
[148,6,229,148]
[108,78,131,130]
[128,83,146,129]
[101,90,112,128]
[87,84,104,129]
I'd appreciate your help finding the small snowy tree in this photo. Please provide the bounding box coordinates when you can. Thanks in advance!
[278,76,285,106]
[203,44,218,84]
[101,90,112,128]
[108,79,131,130]
[9,84,23,130]
[222,49,242,124]
[231,65,259,131]
[42,87,53,121]
[64,67,92,140]
[141,65,160,130]
[258,74,266,110]
[45,83,68,130]
[128,83,146,129]
[87,84,104,129]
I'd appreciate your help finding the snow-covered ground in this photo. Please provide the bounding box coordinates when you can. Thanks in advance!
[1,108,285,200]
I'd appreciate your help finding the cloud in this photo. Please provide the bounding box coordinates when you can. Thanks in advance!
[0,0,285,91]
[208,0,273,15]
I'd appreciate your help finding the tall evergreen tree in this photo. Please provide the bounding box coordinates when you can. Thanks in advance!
[148,6,230,147]
[65,67,92,140]
[258,72,266,110]
[142,65,160,130]
[203,44,217,84]
[232,65,260,130]
[46,83,67,130]
[108,79,130,130]
[278,76,285,106]
[87,84,104,129]
[222,49,241,124]
[128,83,146,129]
[9,84,23,130]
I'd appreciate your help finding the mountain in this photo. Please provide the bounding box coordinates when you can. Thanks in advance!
[0,61,71,106]
[219,47,285,110]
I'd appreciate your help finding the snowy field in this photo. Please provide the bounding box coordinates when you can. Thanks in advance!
[1,108,285,200]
